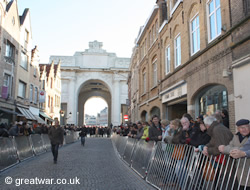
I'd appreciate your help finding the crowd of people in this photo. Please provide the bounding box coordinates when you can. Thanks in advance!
[0,121,111,138]
[113,110,250,189]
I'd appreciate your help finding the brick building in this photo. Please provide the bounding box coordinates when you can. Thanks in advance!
[129,0,250,132]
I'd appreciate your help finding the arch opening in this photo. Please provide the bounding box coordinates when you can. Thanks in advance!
[77,80,111,126]
[84,97,108,126]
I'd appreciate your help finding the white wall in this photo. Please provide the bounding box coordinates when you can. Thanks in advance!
[233,59,250,121]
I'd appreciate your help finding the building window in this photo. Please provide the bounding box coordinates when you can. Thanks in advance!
[51,97,53,112]
[21,52,28,70]
[25,30,29,42]
[12,17,15,25]
[5,41,15,61]
[152,25,155,41]
[48,95,50,107]
[34,68,37,77]
[3,74,12,96]
[51,77,53,88]
[152,59,157,87]
[42,80,45,90]
[34,87,38,103]
[155,20,158,36]
[143,72,146,94]
[149,31,152,46]
[18,81,26,98]
[165,45,171,74]
[198,85,228,116]
[190,15,200,55]
[174,34,181,68]
[207,0,221,42]
[29,84,33,102]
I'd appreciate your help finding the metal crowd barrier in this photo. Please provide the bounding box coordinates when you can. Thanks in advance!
[112,135,250,190]
[14,136,34,161]
[41,134,51,151]
[0,137,19,171]
[65,130,75,144]
[0,131,80,172]
[123,137,137,166]
[131,139,155,178]
[30,134,46,155]
[116,136,128,157]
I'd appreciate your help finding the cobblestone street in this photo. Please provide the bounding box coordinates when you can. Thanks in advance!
[0,138,155,190]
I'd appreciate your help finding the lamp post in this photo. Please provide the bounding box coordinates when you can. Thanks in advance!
[66,112,72,125]
[60,110,65,125]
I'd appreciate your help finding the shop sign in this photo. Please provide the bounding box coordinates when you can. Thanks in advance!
[39,90,46,103]
[162,83,187,103]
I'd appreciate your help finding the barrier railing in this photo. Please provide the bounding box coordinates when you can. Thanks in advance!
[123,137,137,166]
[0,131,80,172]
[14,136,34,161]
[131,139,155,178]
[0,137,19,171]
[41,134,51,151]
[111,134,250,190]
[30,134,46,155]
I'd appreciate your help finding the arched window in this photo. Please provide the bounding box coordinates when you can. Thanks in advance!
[152,58,157,87]
[197,85,228,116]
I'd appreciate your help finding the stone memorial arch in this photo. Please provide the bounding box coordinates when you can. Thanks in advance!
[50,41,130,126]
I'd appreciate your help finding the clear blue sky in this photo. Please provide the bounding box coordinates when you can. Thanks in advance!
[18,0,156,63]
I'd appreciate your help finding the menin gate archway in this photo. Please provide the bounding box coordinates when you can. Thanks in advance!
[57,41,130,126]
[78,80,111,126]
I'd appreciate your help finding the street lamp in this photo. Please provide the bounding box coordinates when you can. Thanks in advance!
[66,112,72,125]
[60,110,65,125]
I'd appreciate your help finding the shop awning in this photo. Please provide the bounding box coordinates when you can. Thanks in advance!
[0,107,23,116]
[39,112,54,122]
[34,115,45,124]
[17,106,36,120]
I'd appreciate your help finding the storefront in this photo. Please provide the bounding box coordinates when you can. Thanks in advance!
[0,107,20,125]
[195,85,228,117]
[161,80,187,120]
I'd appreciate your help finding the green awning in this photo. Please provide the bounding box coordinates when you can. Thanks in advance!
[39,112,54,122]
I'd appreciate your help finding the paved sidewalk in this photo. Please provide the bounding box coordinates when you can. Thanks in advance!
[0,138,155,190]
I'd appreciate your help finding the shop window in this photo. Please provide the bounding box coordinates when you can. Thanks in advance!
[198,85,228,116]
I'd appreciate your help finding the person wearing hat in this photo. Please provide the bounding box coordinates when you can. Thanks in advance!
[218,119,250,188]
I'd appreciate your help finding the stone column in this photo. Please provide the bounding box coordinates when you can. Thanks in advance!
[112,80,121,126]
[67,77,76,124]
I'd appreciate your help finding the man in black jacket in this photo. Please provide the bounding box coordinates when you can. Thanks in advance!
[48,121,64,164]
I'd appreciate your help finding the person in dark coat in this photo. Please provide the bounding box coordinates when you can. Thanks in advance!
[0,123,9,137]
[48,121,64,164]
[148,115,162,142]
[79,126,87,146]
[202,116,233,156]
[221,109,229,128]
